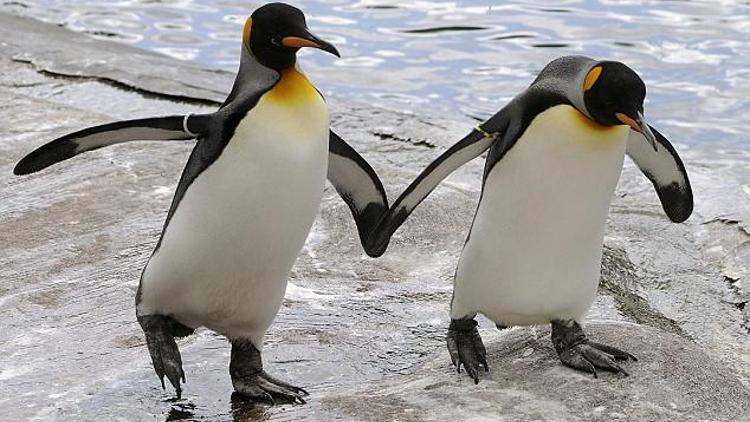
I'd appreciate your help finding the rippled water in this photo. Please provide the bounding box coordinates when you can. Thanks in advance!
[2,0,749,146]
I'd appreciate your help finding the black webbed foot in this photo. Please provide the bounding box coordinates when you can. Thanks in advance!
[233,372,309,405]
[138,314,189,399]
[446,318,488,384]
[551,320,637,378]
[230,339,308,405]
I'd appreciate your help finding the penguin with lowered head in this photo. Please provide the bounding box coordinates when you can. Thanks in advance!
[366,55,693,383]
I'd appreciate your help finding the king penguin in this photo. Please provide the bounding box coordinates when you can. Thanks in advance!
[14,3,389,402]
[366,56,693,383]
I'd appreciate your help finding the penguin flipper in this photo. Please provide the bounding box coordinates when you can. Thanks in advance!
[13,114,211,175]
[365,124,502,257]
[328,130,389,255]
[626,126,693,223]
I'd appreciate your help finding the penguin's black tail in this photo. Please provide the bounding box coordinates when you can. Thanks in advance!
[13,114,211,175]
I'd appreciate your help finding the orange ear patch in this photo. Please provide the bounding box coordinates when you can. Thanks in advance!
[243,17,253,48]
[584,66,602,91]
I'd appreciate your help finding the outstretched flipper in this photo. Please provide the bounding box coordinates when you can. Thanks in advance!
[365,115,508,257]
[13,118,390,257]
[13,114,211,175]
[327,130,389,255]
[626,126,693,222]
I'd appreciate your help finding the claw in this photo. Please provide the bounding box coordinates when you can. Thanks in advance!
[446,318,488,383]
[261,371,309,397]
[140,315,186,399]
[230,339,307,405]
[589,341,638,362]
[447,334,460,368]
[470,367,479,384]
[234,380,276,404]
[560,346,598,377]
[551,320,636,378]
[233,372,307,404]
[265,392,276,406]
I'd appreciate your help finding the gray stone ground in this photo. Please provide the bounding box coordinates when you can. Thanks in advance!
[0,12,748,422]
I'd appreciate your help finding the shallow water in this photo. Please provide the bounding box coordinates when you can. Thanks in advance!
[2,0,748,147]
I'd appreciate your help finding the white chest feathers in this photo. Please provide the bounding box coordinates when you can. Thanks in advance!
[139,69,329,348]
[452,105,630,326]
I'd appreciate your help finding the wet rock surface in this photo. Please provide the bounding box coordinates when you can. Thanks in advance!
[1,12,748,421]
[329,323,750,422]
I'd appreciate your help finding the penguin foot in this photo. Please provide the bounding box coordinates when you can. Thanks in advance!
[446,318,488,384]
[551,319,637,378]
[233,371,309,405]
[230,338,308,405]
[138,314,187,399]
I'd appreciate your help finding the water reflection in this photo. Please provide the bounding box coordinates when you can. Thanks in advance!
[161,394,275,421]
[230,393,273,422]
[0,0,748,146]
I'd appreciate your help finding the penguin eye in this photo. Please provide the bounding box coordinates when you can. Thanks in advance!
[271,35,283,46]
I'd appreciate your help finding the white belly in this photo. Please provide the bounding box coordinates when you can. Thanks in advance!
[451,105,629,326]
[139,89,329,348]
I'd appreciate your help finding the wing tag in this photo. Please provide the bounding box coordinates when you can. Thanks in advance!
[474,124,499,139]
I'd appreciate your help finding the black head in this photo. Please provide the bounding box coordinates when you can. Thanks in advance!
[583,61,645,126]
[582,60,658,150]
[243,3,340,71]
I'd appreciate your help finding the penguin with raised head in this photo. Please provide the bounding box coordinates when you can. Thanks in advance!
[14,2,388,402]
[366,55,692,383]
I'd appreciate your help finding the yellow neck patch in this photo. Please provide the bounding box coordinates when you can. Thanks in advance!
[242,17,253,50]
[265,68,321,105]
[569,106,610,132]
[583,66,602,91]
[532,105,628,152]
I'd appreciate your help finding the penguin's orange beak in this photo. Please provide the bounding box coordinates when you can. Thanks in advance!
[281,28,340,57]
[616,111,658,152]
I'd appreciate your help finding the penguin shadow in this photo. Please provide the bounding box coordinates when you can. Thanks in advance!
[164,402,196,422]
[163,394,272,422]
